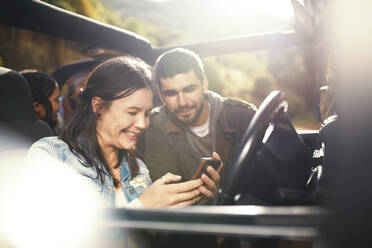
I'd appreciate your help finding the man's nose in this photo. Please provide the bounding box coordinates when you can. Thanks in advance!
[177,92,187,106]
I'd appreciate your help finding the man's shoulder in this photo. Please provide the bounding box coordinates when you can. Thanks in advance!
[222,97,257,113]
[208,91,256,112]
[220,97,257,129]
[148,105,169,130]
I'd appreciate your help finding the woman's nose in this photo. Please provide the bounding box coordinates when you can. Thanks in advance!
[134,114,148,130]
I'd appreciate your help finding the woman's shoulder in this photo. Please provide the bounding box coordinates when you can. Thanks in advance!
[135,157,149,172]
[26,137,68,167]
[31,136,68,149]
[28,136,69,156]
[30,137,69,160]
[28,137,99,179]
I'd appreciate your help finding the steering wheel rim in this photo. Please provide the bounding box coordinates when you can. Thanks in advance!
[218,90,287,205]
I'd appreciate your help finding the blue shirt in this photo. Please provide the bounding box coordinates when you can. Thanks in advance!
[26,137,152,207]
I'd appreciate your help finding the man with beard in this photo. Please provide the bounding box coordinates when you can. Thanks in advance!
[139,48,256,194]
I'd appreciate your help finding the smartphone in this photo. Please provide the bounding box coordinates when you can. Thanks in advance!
[191,157,221,180]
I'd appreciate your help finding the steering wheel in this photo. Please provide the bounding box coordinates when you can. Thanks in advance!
[218,90,287,205]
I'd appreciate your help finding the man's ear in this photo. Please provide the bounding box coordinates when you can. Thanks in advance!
[157,85,165,104]
[202,76,209,95]
[91,96,104,114]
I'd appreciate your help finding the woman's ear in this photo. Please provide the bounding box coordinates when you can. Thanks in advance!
[91,96,104,115]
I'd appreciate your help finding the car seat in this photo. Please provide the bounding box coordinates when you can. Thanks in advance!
[0,66,54,151]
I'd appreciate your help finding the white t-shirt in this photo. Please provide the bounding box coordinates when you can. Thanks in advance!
[189,115,210,138]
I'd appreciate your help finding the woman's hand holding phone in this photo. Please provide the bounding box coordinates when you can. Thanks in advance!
[139,152,223,207]
[139,172,203,208]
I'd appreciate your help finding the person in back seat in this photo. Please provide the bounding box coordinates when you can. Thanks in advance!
[20,70,61,134]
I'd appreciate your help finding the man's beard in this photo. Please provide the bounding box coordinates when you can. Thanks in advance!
[172,100,205,126]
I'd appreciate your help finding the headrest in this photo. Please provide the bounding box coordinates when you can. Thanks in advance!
[0,66,36,121]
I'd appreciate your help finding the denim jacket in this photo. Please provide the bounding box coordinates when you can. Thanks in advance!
[27,137,152,207]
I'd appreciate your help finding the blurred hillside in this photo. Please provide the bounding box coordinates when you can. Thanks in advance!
[0,0,320,127]
[100,0,291,44]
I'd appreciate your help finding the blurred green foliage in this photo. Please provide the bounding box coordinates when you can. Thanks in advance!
[121,17,187,46]
[43,0,116,23]
[204,47,319,128]
[43,0,186,46]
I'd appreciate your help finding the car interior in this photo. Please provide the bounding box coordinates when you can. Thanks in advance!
[0,66,53,151]
[2,0,372,247]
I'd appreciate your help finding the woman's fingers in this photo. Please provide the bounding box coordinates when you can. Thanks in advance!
[166,178,203,193]
[155,172,182,186]
[198,185,213,199]
[169,198,195,208]
[171,189,200,204]
[143,173,209,208]
[168,174,182,183]
[170,196,202,208]
[161,187,200,206]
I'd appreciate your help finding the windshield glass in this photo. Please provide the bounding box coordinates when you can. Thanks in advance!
[99,0,294,46]
[0,0,319,129]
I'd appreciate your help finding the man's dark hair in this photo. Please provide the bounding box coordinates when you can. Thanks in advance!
[154,48,205,88]
[60,56,153,186]
[20,70,58,128]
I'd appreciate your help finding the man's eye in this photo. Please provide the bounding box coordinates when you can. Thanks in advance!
[184,86,196,93]
[128,112,137,116]
[163,91,176,97]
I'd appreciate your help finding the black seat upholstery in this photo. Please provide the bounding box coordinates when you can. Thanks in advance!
[0,66,53,151]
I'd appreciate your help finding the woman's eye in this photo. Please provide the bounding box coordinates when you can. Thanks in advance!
[128,112,137,116]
